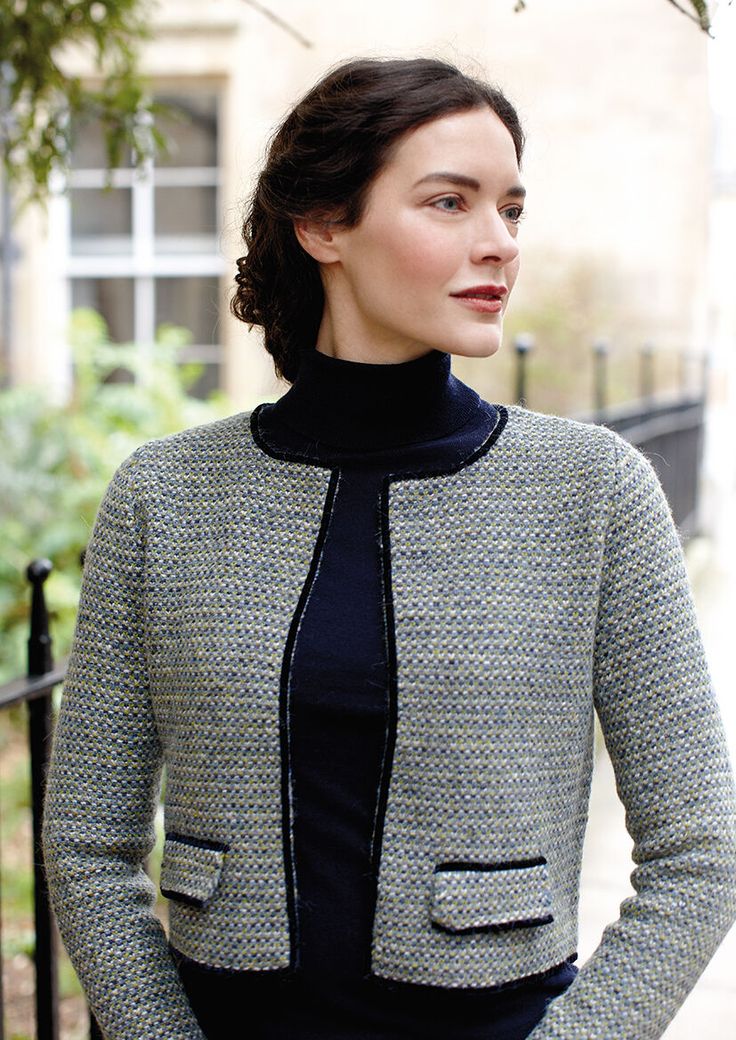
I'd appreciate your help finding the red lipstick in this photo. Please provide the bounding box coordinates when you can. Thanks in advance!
[450,284,508,314]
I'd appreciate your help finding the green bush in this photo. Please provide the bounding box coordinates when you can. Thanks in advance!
[0,309,231,682]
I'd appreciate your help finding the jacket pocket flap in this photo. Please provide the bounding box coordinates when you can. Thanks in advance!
[159,833,229,908]
[430,858,553,934]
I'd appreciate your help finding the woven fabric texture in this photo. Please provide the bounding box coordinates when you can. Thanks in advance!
[159,836,228,907]
[41,404,736,1040]
[430,863,553,932]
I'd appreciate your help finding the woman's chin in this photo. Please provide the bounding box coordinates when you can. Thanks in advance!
[443,335,502,361]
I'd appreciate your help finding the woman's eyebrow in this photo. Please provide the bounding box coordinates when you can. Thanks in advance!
[412,172,526,198]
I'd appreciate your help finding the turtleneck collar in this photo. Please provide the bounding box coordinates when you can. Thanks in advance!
[264,347,483,452]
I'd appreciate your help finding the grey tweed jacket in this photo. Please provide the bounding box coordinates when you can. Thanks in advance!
[42,403,736,1040]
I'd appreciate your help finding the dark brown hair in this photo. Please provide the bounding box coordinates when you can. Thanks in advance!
[231,57,525,383]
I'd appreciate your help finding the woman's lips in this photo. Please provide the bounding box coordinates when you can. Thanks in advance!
[450,285,508,313]
[452,295,504,313]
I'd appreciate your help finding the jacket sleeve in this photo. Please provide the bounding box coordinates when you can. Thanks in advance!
[41,449,207,1040]
[528,432,736,1040]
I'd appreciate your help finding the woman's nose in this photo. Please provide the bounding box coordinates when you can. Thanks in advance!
[470,212,520,267]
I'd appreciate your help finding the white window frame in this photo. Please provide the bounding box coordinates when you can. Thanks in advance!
[52,87,228,384]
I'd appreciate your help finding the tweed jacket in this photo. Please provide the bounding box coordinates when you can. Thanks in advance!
[42,402,736,1040]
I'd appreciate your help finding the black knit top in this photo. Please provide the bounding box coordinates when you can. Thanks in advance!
[174,347,578,1039]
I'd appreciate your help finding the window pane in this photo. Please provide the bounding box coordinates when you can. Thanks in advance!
[155,186,218,251]
[155,93,218,168]
[72,279,135,344]
[155,277,220,345]
[70,119,133,170]
[70,188,133,255]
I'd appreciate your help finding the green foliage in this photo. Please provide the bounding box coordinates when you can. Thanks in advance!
[681,0,712,30]
[0,308,231,682]
[0,0,167,210]
[661,0,713,31]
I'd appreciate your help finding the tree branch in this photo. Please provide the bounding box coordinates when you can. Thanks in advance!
[241,0,313,48]
[513,0,714,33]
[664,0,712,32]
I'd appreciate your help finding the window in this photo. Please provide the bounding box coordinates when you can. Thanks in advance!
[60,90,226,398]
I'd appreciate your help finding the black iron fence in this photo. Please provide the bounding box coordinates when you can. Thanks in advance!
[1,563,70,1040]
[1,570,103,1040]
[514,335,707,540]
[575,393,706,540]
[0,345,709,1039]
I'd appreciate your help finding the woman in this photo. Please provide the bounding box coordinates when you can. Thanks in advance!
[42,58,736,1040]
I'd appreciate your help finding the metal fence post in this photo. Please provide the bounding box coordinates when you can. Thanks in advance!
[678,349,690,395]
[593,339,609,421]
[700,351,710,401]
[26,559,59,1040]
[639,341,655,402]
[514,333,534,407]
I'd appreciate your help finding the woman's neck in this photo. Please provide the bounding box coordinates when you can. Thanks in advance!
[312,306,429,366]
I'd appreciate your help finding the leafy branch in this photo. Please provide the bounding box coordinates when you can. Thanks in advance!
[514,0,716,32]
[0,0,167,210]
[664,0,712,31]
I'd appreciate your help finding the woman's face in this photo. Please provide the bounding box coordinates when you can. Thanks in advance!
[303,106,524,364]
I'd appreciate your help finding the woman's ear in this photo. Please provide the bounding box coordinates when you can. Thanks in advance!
[293,218,341,264]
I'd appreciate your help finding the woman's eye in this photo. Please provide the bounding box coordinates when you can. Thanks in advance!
[502,205,526,225]
[431,195,463,212]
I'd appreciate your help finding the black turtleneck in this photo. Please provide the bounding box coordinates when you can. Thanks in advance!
[173,348,577,1040]
[260,346,484,453]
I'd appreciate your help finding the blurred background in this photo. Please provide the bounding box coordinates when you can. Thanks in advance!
[1,0,734,1037]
